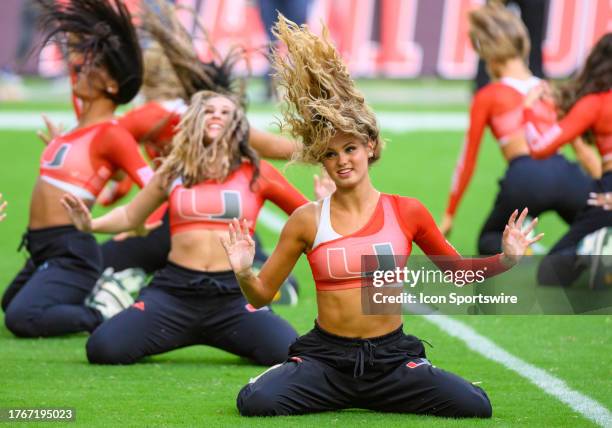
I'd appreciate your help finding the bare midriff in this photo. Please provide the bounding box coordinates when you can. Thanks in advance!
[501,135,530,162]
[29,179,93,229]
[169,229,233,272]
[316,288,402,338]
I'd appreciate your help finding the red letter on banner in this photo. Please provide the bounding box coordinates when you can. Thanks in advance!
[437,0,483,79]
[377,0,422,77]
[587,0,612,51]
[310,0,377,76]
[543,0,584,78]
[180,0,269,75]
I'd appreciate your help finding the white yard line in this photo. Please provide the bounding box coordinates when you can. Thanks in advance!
[258,206,612,428]
[424,315,612,428]
[0,111,468,132]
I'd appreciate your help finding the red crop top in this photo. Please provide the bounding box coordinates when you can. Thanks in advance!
[118,99,185,161]
[446,78,557,216]
[168,160,308,235]
[525,90,612,161]
[308,194,510,291]
[40,121,153,200]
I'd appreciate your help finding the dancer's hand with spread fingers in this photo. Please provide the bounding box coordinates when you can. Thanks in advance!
[500,208,544,266]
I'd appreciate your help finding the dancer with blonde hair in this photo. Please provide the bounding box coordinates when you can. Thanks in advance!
[98,3,306,305]
[62,85,330,365]
[221,15,542,417]
[441,1,596,256]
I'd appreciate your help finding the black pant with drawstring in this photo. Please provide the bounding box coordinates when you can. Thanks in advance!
[237,323,492,418]
[86,262,298,366]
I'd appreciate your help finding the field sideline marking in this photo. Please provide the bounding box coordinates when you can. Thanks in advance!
[424,315,612,428]
[258,206,612,428]
[0,111,468,132]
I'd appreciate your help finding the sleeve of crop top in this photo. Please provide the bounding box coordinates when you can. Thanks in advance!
[395,196,509,278]
[119,107,175,168]
[258,161,308,215]
[524,94,601,159]
[445,88,491,216]
[99,175,133,206]
[95,125,153,188]
[120,104,178,149]
[119,104,165,142]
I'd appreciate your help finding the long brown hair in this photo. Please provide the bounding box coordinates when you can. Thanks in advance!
[157,91,258,189]
[141,42,186,102]
[142,1,260,188]
[468,1,530,77]
[140,0,245,103]
[557,33,612,115]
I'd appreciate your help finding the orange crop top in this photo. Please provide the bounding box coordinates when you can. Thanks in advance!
[39,121,153,200]
[168,160,308,235]
[525,90,612,161]
[308,194,510,291]
[118,99,185,161]
[446,77,557,216]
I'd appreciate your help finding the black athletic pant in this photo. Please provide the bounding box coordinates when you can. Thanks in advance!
[86,262,298,365]
[100,212,299,291]
[478,155,591,255]
[3,226,104,337]
[538,172,612,286]
[237,324,492,418]
[2,258,36,312]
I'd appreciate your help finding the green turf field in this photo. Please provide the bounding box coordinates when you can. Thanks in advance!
[0,81,610,427]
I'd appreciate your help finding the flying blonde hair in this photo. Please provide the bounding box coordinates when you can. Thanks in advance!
[141,42,186,102]
[141,0,245,103]
[271,15,381,164]
[157,90,257,189]
[469,1,530,66]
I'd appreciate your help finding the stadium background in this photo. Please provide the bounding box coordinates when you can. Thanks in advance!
[1,0,610,78]
[0,0,611,426]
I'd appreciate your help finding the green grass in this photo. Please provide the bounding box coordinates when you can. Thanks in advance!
[0,98,610,427]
